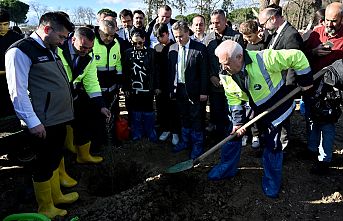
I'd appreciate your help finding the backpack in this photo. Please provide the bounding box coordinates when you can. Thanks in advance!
[310,80,342,123]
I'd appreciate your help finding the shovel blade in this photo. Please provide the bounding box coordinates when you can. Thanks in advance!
[165,159,194,174]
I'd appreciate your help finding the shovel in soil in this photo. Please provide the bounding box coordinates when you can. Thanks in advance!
[166,70,326,174]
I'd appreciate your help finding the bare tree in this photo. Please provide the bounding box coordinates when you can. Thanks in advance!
[84,7,95,25]
[259,0,280,11]
[29,1,48,25]
[144,0,170,23]
[171,0,187,15]
[71,6,95,25]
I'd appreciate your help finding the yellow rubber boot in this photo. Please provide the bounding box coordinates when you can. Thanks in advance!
[33,180,67,219]
[51,169,79,205]
[64,125,76,153]
[76,142,103,164]
[59,157,77,188]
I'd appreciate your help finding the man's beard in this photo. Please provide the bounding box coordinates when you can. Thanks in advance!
[267,29,276,35]
[325,26,336,36]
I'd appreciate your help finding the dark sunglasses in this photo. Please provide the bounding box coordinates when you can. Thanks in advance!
[132,41,144,46]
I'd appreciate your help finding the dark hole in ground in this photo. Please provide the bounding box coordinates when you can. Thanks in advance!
[87,161,148,197]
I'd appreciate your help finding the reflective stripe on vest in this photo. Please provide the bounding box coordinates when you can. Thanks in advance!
[296,66,311,75]
[271,101,295,127]
[255,51,285,106]
[97,66,116,71]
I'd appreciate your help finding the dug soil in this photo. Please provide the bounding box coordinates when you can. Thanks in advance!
[1,109,343,221]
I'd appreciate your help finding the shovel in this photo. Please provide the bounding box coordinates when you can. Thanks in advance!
[165,69,326,174]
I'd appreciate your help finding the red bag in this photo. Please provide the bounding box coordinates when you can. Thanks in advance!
[115,117,129,141]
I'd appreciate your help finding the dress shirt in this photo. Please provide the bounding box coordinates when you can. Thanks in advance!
[5,32,58,128]
[268,20,287,49]
[177,40,190,83]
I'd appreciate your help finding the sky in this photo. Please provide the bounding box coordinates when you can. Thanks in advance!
[21,0,146,25]
[20,0,279,25]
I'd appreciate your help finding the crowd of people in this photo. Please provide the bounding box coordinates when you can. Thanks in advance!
[1,2,343,219]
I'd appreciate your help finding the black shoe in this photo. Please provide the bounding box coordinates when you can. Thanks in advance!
[310,162,330,175]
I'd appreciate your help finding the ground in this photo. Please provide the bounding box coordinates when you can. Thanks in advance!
[1,109,343,221]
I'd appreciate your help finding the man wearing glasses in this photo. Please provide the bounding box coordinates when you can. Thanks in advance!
[5,12,77,218]
[259,5,303,153]
[92,19,123,149]
[259,5,302,50]
[58,26,111,164]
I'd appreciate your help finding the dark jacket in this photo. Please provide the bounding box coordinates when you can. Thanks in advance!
[309,59,343,123]
[145,17,177,48]
[1,29,23,70]
[266,21,303,50]
[168,39,209,101]
[204,26,244,92]
[156,40,175,92]
[123,47,158,93]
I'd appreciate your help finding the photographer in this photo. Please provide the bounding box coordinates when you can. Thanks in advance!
[307,59,343,174]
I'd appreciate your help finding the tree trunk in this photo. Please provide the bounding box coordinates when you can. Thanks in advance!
[259,0,280,12]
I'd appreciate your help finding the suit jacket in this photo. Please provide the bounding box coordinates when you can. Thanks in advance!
[168,39,209,101]
[266,21,303,50]
[266,22,303,86]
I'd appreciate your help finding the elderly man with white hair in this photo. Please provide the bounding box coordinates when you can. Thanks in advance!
[213,40,313,198]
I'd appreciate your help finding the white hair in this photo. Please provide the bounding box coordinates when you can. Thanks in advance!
[214,40,243,60]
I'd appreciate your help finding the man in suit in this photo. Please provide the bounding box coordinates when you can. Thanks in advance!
[259,5,303,50]
[146,5,177,49]
[259,5,303,151]
[168,21,208,159]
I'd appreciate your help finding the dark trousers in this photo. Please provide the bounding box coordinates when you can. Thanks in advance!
[91,90,120,147]
[176,84,206,131]
[30,124,66,182]
[72,93,93,146]
[0,75,15,117]
[209,90,230,138]
[156,93,180,133]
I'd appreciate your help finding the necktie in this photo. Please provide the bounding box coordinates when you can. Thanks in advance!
[268,32,277,48]
[180,46,186,83]
[72,55,78,70]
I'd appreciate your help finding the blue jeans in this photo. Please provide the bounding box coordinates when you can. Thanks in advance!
[261,124,284,198]
[308,122,335,162]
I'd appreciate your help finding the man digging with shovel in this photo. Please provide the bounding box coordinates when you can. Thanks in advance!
[211,40,313,198]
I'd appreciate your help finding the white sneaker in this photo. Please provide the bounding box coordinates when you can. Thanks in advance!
[242,135,248,147]
[251,136,260,149]
[172,134,179,145]
[159,131,170,141]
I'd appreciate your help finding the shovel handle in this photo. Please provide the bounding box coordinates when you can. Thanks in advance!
[194,69,326,164]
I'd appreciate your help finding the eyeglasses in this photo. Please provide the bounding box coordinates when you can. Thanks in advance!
[50,27,68,41]
[132,41,144,46]
[259,16,272,27]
